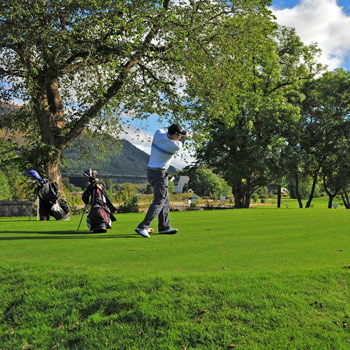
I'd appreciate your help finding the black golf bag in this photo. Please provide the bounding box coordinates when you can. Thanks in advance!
[25,170,70,221]
[82,170,117,233]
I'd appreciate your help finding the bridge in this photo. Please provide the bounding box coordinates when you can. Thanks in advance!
[62,173,147,181]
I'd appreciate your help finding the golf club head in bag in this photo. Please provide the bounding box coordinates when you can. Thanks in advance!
[84,168,98,183]
[24,170,45,184]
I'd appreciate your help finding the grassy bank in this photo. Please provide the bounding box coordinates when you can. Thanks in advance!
[1,209,350,349]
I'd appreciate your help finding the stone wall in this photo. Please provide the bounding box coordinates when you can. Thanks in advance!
[0,200,37,217]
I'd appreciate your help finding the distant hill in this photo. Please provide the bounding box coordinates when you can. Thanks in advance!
[61,134,177,187]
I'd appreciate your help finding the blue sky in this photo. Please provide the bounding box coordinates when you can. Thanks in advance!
[273,0,350,15]
[124,0,350,168]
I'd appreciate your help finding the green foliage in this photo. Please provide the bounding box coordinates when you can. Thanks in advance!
[168,180,175,194]
[144,183,153,194]
[115,183,137,202]
[103,178,116,193]
[117,200,139,213]
[116,183,139,213]
[251,193,259,203]
[183,24,323,207]
[288,176,321,200]
[0,171,12,200]
[0,138,34,200]
[65,192,85,214]
[188,168,229,198]
[1,0,247,180]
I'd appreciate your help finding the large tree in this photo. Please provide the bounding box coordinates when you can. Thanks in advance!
[0,0,263,185]
[183,25,322,207]
[299,69,350,208]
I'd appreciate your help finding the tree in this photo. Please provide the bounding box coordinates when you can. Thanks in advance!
[183,25,322,207]
[299,70,350,208]
[1,0,249,188]
[188,168,228,198]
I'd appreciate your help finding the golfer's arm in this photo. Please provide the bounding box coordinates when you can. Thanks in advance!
[155,139,182,154]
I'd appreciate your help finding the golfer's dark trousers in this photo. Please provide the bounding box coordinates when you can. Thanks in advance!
[138,168,170,231]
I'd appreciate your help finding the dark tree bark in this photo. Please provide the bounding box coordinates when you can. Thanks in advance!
[323,176,339,209]
[277,185,281,208]
[294,173,303,208]
[305,170,319,208]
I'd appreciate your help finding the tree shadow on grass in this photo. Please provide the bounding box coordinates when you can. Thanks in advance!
[0,231,138,240]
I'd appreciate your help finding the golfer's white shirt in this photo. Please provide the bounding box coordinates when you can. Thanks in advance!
[148,129,183,170]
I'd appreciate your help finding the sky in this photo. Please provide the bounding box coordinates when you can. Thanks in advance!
[122,0,350,169]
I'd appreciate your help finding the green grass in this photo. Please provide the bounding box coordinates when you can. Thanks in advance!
[252,196,340,209]
[1,209,350,349]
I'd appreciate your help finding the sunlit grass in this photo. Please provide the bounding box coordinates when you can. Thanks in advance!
[1,209,350,349]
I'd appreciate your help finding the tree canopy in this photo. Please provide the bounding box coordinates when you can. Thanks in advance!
[0,0,271,184]
[182,24,323,207]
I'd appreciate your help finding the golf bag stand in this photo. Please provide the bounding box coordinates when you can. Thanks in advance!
[82,169,117,233]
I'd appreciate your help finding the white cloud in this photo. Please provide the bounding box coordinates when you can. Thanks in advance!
[271,0,350,70]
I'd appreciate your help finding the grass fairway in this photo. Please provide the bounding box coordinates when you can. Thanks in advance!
[1,209,350,349]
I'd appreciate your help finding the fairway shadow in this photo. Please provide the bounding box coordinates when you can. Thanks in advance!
[0,231,138,240]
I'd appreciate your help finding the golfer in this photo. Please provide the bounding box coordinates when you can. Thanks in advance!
[135,124,186,238]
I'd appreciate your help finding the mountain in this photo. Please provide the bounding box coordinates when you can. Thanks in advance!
[61,135,177,186]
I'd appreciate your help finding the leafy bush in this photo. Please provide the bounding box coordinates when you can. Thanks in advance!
[115,183,137,203]
[0,171,12,200]
[251,193,259,203]
[117,201,139,213]
[189,168,230,198]
[0,169,33,201]
[115,183,139,213]
[168,180,175,194]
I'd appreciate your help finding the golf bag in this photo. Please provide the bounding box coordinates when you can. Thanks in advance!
[25,170,70,221]
[82,169,117,233]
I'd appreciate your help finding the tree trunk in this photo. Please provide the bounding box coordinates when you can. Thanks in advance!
[244,192,251,208]
[233,184,244,208]
[277,185,281,208]
[294,173,303,208]
[305,172,318,208]
[327,195,335,208]
[323,176,339,209]
[46,156,63,186]
[341,190,350,209]
[45,151,67,199]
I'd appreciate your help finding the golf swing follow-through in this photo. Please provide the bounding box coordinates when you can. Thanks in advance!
[135,123,187,238]
[24,123,186,237]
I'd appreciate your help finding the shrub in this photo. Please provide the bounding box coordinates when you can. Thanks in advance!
[117,200,139,213]
[0,171,12,200]
[251,193,259,203]
[189,168,230,198]
[115,184,139,213]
